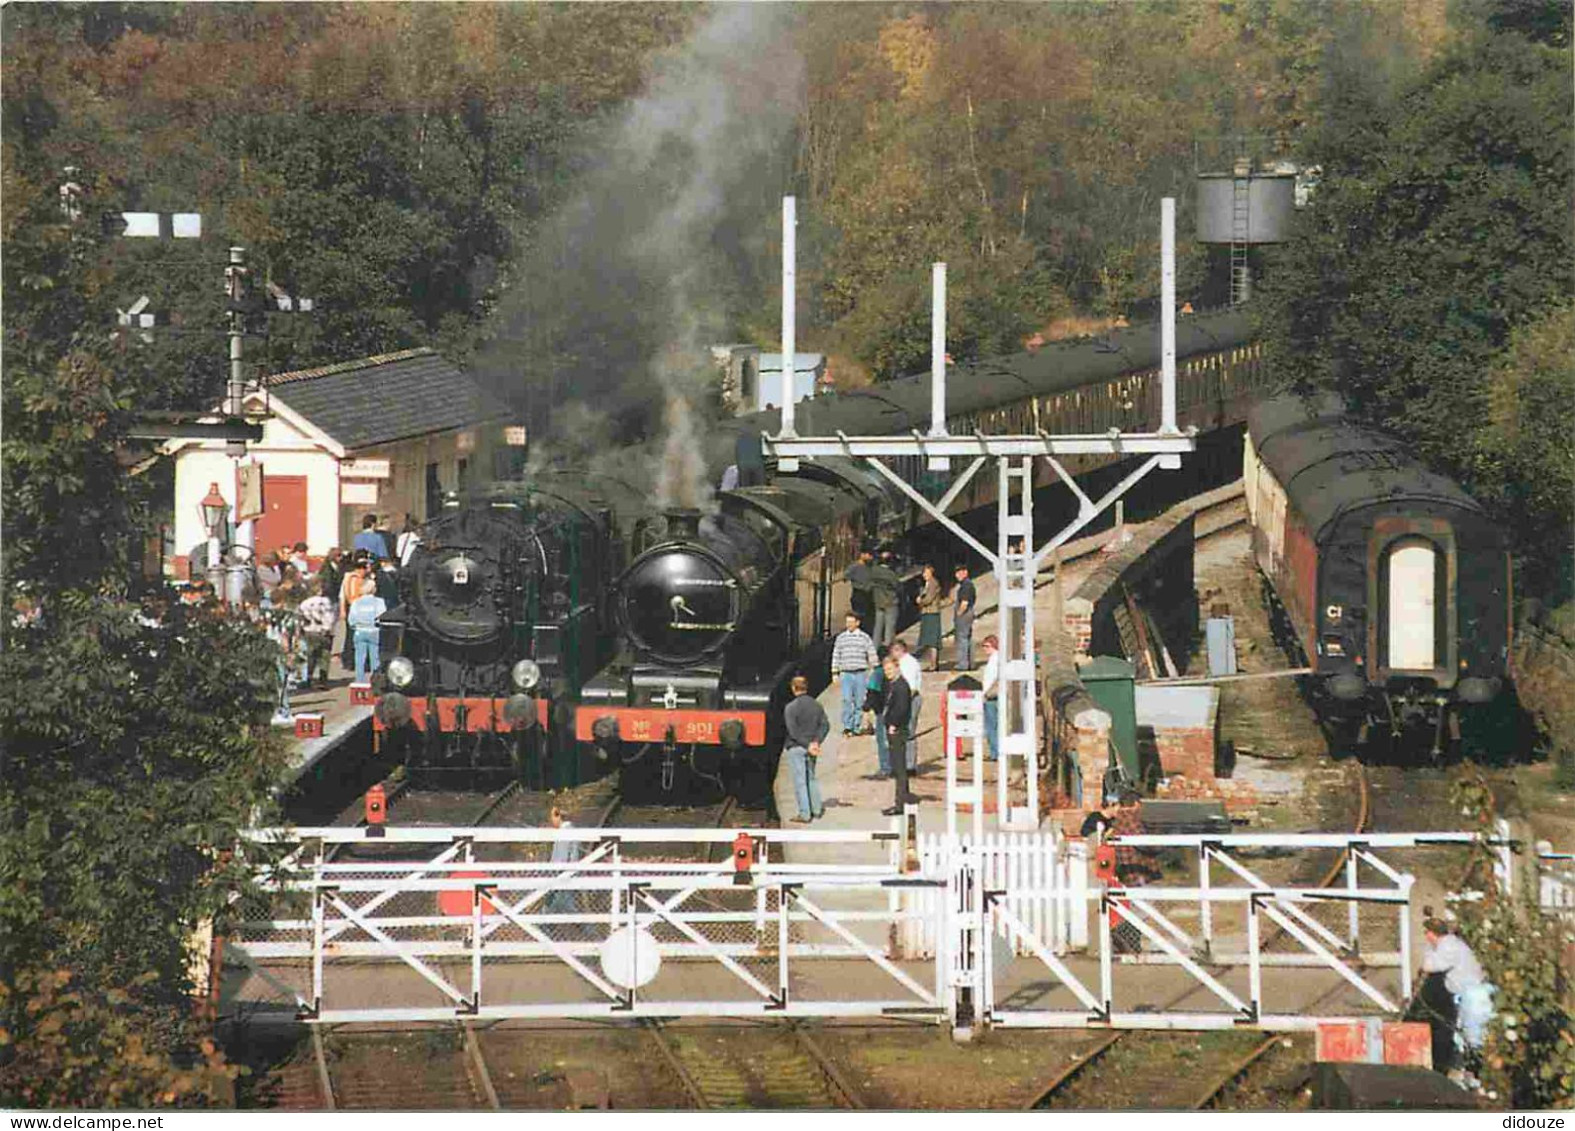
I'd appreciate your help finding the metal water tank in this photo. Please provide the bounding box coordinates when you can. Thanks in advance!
[1195,172,1297,244]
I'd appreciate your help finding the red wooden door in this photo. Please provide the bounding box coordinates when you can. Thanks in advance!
[252,475,309,553]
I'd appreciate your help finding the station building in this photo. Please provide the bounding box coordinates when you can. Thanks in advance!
[165,348,520,574]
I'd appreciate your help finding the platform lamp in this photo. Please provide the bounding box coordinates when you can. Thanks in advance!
[199,482,230,601]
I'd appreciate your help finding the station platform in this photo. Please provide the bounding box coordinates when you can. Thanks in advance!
[771,527,1112,848]
[278,645,374,787]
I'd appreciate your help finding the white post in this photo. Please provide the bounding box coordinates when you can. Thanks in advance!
[1160,199,1178,435]
[779,196,797,441]
[928,262,950,471]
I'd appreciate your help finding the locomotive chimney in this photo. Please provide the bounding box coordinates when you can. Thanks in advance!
[665,507,702,540]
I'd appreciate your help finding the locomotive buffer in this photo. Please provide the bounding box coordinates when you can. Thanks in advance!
[764,196,1197,830]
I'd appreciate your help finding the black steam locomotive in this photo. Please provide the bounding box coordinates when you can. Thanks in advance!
[373,473,655,788]
[576,461,906,798]
[1244,396,1510,758]
[377,309,1270,800]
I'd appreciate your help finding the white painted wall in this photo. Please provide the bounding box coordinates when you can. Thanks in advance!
[171,409,341,567]
[172,410,509,573]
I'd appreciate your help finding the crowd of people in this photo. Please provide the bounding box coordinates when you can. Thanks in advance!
[785,550,999,823]
[180,512,417,722]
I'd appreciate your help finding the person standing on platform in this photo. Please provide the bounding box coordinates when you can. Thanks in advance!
[353,514,385,559]
[869,551,901,650]
[256,551,282,600]
[318,547,344,601]
[337,553,367,669]
[915,563,944,671]
[891,640,923,774]
[980,635,1001,761]
[783,675,829,823]
[863,663,892,779]
[844,549,875,630]
[879,655,919,816]
[396,514,421,566]
[830,612,878,737]
[297,589,337,690]
[346,580,387,684]
[952,563,977,671]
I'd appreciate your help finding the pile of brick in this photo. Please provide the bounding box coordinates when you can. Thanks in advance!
[1155,774,1260,817]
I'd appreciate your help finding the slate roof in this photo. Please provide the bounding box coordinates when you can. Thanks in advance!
[268,348,510,451]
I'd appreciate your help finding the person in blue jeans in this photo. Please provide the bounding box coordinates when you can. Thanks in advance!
[782,676,829,822]
[829,611,878,736]
[980,634,1001,760]
[347,585,388,683]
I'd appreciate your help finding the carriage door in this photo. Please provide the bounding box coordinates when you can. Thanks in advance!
[1387,538,1437,670]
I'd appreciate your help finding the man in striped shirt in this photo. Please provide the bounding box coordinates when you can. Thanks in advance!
[829,611,878,736]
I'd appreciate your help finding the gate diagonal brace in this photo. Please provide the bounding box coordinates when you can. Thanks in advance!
[225,939,313,1013]
[1208,846,1351,955]
[1106,893,1249,1017]
[325,892,469,1007]
[322,840,466,944]
[477,840,617,942]
[635,888,777,1002]
[1251,892,1397,1013]
[480,883,627,1004]
[794,889,939,1006]
[985,892,1103,1015]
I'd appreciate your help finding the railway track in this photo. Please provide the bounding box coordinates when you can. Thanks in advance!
[1027,758,1371,1110]
[645,1020,864,1109]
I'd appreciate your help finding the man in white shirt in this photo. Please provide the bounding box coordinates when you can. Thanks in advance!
[890,641,922,772]
[1421,915,1494,1060]
[980,634,1001,761]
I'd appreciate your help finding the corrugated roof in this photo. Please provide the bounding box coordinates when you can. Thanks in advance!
[268,349,511,451]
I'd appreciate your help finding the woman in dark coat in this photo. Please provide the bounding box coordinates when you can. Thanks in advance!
[915,563,944,671]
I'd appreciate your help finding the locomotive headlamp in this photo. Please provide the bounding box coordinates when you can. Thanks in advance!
[387,656,416,689]
[719,719,746,750]
[511,659,542,690]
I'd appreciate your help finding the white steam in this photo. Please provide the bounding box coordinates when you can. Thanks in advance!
[486,4,805,508]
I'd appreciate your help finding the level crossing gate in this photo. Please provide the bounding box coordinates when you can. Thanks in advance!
[230,810,1506,1033]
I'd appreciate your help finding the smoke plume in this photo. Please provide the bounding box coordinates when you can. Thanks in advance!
[479,3,805,505]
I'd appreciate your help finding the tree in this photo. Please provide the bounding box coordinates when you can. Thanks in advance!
[1255,2,1573,582]
[1450,768,1575,1108]
[1477,303,1575,595]
[3,97,291,1109]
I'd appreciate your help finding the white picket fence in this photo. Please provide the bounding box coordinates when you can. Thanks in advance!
[899,831,1089,958]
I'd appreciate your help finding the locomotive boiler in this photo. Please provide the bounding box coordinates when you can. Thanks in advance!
[576,461,905,798]
[1244,395,1509,759]
[374,473,652,787]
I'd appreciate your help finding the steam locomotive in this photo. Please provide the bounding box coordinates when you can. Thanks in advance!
[372,473,655,788]
[1244,395,1509,759]
[377,309,1270,799]
[576,461,907,798]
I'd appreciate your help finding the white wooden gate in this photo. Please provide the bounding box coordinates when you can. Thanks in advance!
[899,831,1088,958]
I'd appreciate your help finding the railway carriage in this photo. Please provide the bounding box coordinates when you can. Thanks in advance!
[1244,396,1509,757]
